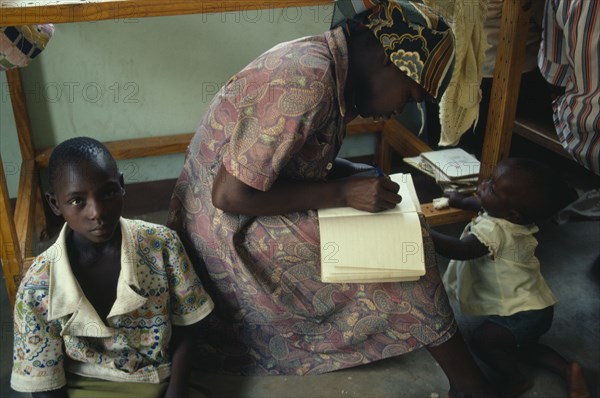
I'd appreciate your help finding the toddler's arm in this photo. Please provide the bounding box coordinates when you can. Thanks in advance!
[445,191,482,213]
[430,229,489,260]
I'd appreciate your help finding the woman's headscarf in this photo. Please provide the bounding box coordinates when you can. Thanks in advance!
[332,0,455,103]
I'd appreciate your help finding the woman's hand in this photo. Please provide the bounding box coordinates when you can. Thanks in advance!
[341,176,401,212]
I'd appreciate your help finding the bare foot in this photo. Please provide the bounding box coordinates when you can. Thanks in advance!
[567,362,590,398]
[503,378,533,398]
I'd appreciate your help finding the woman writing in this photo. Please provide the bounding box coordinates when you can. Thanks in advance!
[168,1,496,396]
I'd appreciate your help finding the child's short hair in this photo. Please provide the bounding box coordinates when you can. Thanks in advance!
[48,137,116,190]
[508,158,574,223]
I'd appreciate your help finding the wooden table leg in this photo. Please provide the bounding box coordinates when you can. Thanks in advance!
[5,69,47,242]
[0,156,23,307]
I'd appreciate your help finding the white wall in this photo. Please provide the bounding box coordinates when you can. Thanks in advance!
[1,6,422,198]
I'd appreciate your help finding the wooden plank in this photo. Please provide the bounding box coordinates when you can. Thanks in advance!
[5,69,48,239]
[513,117,573,159]
[32,118,385,168]
[376,118,432,173]
[34,183,49,241]
[346,117,384,136]
[0,155,23,307]
[421,203,475,227]
[376,133,393,174]
[31,119,381,170]
[14,159,36,261]
[479,0,532,179]
[22,257,35,275]
[383,119,432,157]
[0,0,332,24]
[36,133,195,167]
[5,69,34,161]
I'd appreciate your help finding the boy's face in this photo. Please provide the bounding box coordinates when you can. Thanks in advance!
[46,155,125,244]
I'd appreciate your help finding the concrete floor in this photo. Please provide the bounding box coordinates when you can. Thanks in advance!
[2,144,599,398]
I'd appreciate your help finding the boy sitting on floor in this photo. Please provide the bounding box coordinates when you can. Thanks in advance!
[11,137,214,398]
[431,158,590,398]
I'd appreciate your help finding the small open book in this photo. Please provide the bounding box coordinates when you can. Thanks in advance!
[420,148,480,180]
[318,173,425,283]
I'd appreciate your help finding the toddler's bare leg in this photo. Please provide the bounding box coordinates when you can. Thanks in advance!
[426,331,498,398]
[567,362,590,398]
[470,321,532,398]
[516,344,590,398]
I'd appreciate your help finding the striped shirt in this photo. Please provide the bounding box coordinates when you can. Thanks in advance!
[538,0,600,175]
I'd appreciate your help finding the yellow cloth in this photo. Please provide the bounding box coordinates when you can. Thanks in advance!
[425,0,490,146]
[444,213,557,316]
[67,374,209,398]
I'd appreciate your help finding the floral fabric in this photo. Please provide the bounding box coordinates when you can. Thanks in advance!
[331,0,455,102]
[11,218,214,393]
[167,27,456,376]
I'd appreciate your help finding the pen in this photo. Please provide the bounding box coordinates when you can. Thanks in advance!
[372,164,385,177]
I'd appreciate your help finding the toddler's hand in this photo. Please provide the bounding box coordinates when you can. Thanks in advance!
[443,190,466,208]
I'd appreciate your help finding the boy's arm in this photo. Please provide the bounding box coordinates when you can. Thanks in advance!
[164,325,195,398]
[430,229,489,260]
[162,228,215,398]
[32,387,69,398]
[12,275,68,396]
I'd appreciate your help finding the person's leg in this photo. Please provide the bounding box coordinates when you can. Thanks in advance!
[517,344,590,398]
[426,330,498,397]
[469,320,532,397]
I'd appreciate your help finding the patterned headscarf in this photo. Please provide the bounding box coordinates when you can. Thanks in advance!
[332,0,455,102]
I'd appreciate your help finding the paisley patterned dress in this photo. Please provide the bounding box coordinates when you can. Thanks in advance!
[167,27,457,376]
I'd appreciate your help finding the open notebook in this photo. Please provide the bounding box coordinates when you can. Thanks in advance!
[318,173,425,283]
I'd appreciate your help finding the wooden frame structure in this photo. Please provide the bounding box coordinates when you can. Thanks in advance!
[1,0,534,305]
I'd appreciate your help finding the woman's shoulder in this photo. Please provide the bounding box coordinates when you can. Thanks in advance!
[247,33,336,82]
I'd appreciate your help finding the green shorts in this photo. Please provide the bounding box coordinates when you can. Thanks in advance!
[486,306,554,346]
[67,373,209,398]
